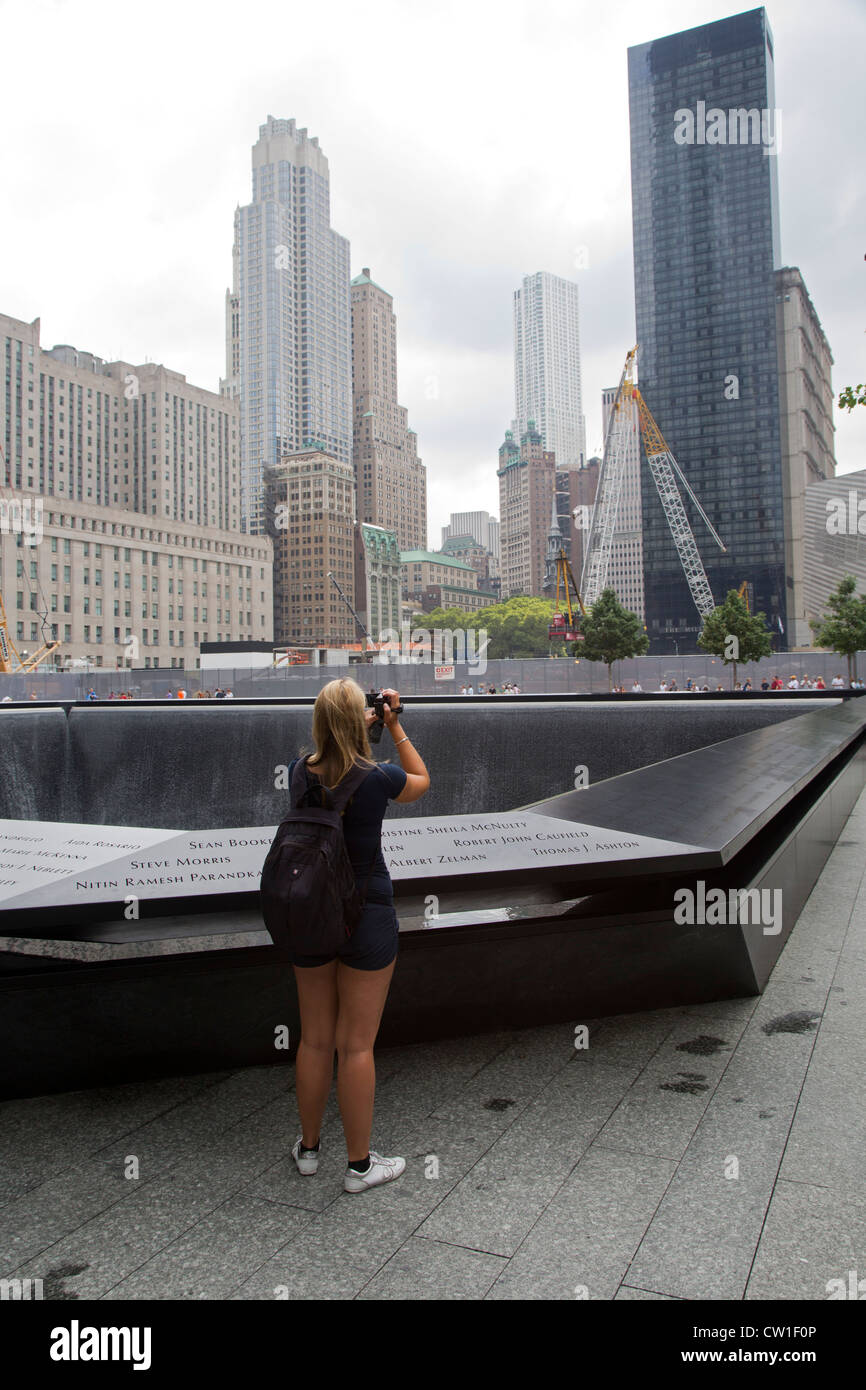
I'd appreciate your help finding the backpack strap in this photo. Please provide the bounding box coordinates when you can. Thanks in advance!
[290,756,371,814]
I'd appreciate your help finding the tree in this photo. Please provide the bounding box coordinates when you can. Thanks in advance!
[838,384,866,412]
[698,590,772,687]
[577,588,649,691]
[809,575,866,684]
[405,598,559,659]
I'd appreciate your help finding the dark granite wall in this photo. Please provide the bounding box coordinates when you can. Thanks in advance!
[1,700,817,828]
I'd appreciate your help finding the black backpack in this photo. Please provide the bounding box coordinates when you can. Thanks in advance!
[260,756,380,958]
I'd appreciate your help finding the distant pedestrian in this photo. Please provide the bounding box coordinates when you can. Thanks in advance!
[460,685,467,695]
[225,688,234,699]
[831,674,845,688]
[467,685,474,696]
[87,688,97,701]
[631,680,642,692]
[215,687,226,699]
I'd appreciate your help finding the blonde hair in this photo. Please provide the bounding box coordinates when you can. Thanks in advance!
[304,678,376,789]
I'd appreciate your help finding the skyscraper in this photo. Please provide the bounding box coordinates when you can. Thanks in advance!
[350,267,426,551]
[497,421,556,598]
[226,117,351,536]
[601,385,644,623]
[628,8,788,652]
[513,271,586,470]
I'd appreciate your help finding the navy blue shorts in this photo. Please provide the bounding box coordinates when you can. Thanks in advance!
[290,897,399,971]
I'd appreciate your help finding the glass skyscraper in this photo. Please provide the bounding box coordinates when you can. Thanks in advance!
[514,271,586,470]
[628,8,787,653]
[226,117,351,536]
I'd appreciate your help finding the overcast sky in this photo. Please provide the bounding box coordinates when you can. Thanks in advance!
[1,0,863,545]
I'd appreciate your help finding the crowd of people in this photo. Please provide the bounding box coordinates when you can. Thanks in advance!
[4,673,865,703]
[606,674,864,694]
[458,682,521,695]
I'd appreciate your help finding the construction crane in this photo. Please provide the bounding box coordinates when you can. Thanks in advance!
[0,443,61,674]
[737,580,751,613]
[547,549,585,642]
[581,347,727,619]
[327,570,376,661]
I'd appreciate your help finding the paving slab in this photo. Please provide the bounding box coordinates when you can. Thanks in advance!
[745,1180,866,1301]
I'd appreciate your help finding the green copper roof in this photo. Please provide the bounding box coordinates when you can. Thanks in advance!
[351,269,389,294]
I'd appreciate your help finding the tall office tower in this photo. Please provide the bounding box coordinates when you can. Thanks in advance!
[629,8,789,653]
[497,421,556,598]
[776,266,836,647]
[600,385,644,622]
[351,268,426,551]
[513,272,586,470]
[228,117,351,536]
[265,446,356,646]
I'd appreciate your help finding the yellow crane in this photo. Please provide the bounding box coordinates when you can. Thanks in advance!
[0,589,60,673]
[547,549,586,643]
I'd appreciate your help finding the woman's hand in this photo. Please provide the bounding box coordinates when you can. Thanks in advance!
[364,706,379,730]
[380,689,401,728]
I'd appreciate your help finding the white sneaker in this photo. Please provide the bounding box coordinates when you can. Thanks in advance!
[291,1138,320,1175]
[343,1150,406,1193]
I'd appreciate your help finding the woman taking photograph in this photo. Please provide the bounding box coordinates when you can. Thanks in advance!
[286,679,430,1193]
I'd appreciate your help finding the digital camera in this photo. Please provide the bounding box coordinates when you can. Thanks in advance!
[365,689,404,744]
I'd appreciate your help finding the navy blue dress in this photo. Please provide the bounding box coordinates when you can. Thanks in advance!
[287,756,408,969]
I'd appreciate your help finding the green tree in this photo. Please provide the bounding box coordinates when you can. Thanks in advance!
[809,575,866,684]
[405,599,560,659]
[578,588,649,691]
[838,384,866,412]
[698,590,773,687]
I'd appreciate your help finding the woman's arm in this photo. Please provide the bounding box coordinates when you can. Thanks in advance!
[379,689,430,804]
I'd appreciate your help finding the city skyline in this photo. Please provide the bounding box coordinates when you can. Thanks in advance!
[1,0,862,550]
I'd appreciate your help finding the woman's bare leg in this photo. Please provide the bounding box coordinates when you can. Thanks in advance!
[335,959,396,1162]
[292,961,339,1148]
